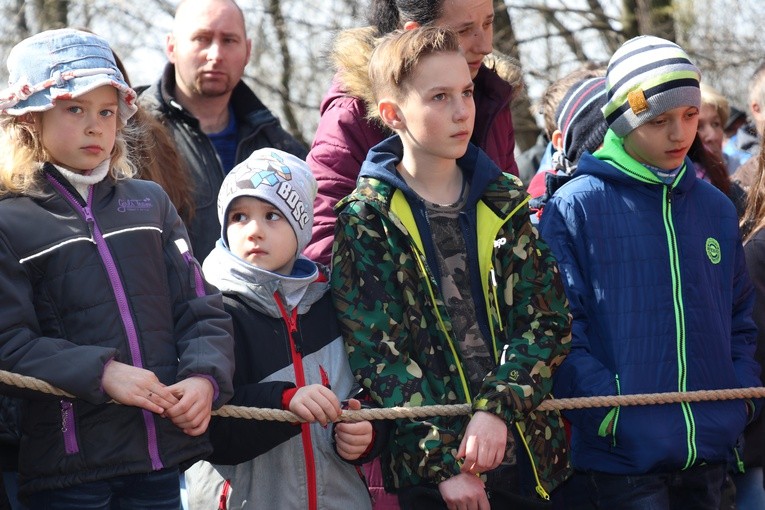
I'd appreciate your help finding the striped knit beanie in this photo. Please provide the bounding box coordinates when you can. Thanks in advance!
[556,77,608,166]
[602,35,700,137]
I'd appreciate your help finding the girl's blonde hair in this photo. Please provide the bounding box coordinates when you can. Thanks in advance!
[741,144,765,242]
[700,83,730,128]
[0,114,138,196]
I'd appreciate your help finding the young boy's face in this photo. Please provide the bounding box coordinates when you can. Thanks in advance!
[623,105,699,170]
[226,195,297,275]
[392,52,475,164]
[39,85,118,174]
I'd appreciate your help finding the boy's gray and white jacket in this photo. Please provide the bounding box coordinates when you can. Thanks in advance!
[0,164,235,496]
[184,242,373,509]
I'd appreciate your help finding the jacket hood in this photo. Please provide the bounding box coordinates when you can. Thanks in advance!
[328,26,523,122]
[203,240,327,317]
[580,129,697,195]
[358,135,501,208]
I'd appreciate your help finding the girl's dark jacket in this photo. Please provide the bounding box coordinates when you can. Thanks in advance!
[0,165,235,496]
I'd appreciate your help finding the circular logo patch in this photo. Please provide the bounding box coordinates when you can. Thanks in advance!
[706,238,721,265]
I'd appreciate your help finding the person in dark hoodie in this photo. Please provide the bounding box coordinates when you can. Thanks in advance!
[331,26,572,510]
[539,35,761,509]
[305,0,522,267]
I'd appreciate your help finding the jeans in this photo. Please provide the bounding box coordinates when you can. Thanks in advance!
[572,463,726,510]
[3,472,26,510]
[26,467,180,510]
[734,467,765,510]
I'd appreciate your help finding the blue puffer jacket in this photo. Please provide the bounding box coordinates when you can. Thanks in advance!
[539,130,761,475]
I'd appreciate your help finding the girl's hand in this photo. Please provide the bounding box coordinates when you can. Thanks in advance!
[101,360,178,414]
[164,377,215,436]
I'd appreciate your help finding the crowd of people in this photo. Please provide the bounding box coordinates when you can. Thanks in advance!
[0,0,761,509]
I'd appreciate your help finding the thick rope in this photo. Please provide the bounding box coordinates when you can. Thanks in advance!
[1,369,763,423]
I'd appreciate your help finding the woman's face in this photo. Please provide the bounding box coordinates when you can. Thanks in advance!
[697,103,725,159]
[436,0,494,79]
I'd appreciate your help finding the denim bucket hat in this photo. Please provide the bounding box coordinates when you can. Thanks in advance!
[0,28,137,125]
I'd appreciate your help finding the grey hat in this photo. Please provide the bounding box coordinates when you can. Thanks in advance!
[602,35,700,137]
[0,29,137,125]
[218,148,317,255]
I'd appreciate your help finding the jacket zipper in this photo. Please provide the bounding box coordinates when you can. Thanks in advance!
[663,185,696,468]
[481,199,549,499]
[412,249,472,402]
[275,295,318,510]
[60,399,78,454]
[217,479,231,510]
[401,192,552,496]
[46,175,164,470]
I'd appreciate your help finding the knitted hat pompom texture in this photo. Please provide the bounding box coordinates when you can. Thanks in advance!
[217,148,317,255]
[602,35,701,137]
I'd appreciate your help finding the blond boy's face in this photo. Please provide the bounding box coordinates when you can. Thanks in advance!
[383,52,475,165]
[226,196,297,275]
[623,105,699,171]
[39,85,118,174]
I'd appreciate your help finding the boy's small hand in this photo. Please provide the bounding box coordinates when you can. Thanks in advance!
[102,360,178,415]
[289,384,341,426]
[164,376,215,436]
[335,398,373,460]
[438,472,489,510]
[457,411,507,474]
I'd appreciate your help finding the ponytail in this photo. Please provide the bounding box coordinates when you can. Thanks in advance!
[368,0,444,35]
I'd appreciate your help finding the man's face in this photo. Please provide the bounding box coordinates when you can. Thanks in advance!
[166,0,251,100]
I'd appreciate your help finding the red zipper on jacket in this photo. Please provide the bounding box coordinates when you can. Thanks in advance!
[275,294,318,510]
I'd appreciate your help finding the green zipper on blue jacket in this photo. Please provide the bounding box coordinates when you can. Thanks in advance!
[595,130,697,468]
[392,189,551,499]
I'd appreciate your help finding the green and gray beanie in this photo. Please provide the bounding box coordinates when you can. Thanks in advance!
[602,35,700,137]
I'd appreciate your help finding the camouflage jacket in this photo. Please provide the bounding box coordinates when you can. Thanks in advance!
[330,137,573,498]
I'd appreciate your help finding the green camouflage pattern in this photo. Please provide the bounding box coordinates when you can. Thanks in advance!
[330,172,573,495]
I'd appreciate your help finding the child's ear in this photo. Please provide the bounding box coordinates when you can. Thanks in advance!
[551,129,564,151]
[378,100,404,130]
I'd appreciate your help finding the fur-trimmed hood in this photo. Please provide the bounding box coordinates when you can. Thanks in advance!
[329,26,524,122]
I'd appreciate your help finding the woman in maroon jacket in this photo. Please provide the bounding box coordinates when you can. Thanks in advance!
[304,0,521,266]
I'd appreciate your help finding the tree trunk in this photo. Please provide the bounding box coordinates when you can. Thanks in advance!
[266,0,307,147]
[622,0,675,41]
[34,0,69,30]
[492,0,539,152]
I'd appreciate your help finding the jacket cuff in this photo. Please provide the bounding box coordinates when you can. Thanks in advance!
[281,387,299,409]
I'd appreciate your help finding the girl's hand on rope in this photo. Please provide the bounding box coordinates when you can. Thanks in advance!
[101,360,178,414]
[438,472,490,510]
[164,376,215,436]
[289,384,341,426]
[457,411,507,474]
[334,398,373,460]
